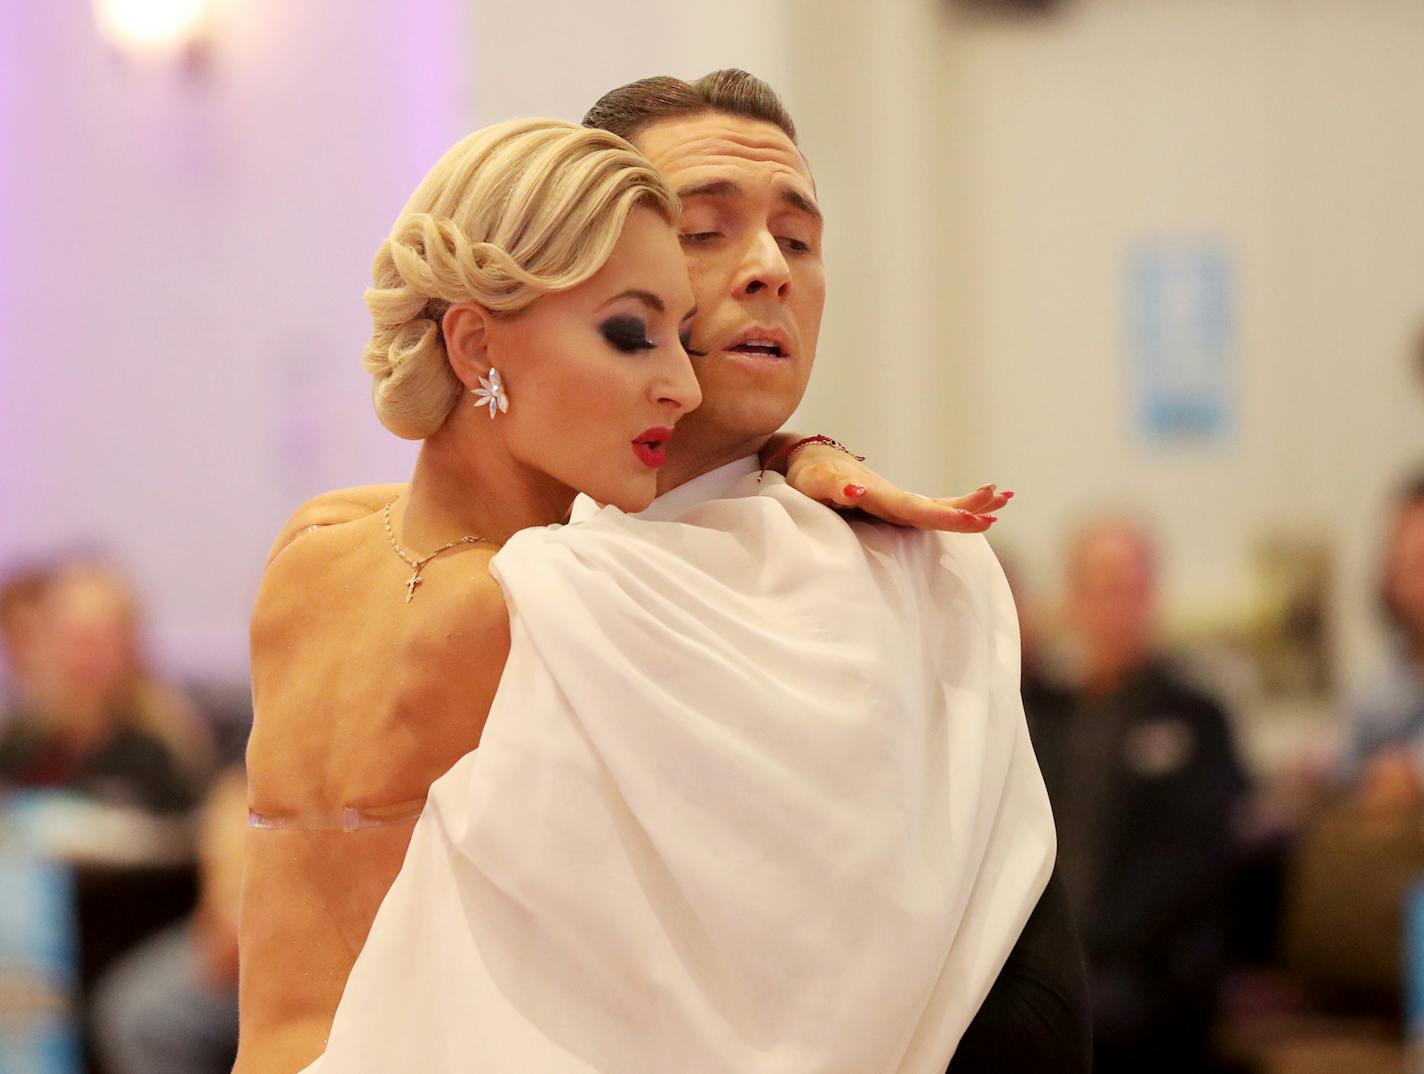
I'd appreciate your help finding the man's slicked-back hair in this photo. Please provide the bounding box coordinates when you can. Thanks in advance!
[582,69,798,148]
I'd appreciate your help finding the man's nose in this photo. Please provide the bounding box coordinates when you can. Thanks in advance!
[733,231,791,300]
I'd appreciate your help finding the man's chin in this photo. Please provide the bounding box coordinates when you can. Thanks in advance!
[687,399,798,446]
[692,365,811,436]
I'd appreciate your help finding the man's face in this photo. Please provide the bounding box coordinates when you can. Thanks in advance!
[634,113,825,450]
[1067,527,1158,668]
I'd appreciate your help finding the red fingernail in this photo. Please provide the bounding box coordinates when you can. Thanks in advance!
[844,484,867,498]
[1002,491,1015,500]
[983,515,998,523]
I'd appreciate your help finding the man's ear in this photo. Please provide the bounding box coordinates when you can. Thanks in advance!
[442,302,496,388]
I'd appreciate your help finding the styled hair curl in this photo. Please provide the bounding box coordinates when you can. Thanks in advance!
[363,118,678,439]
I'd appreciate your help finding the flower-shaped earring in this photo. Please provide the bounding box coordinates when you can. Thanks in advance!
[472,368,509,418]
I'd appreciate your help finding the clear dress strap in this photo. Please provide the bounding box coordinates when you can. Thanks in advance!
[247,798,425,832]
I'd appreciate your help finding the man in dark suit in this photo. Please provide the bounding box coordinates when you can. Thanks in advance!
[1028,520,1250,1073]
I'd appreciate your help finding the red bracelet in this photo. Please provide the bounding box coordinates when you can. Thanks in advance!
[758,434,866,482]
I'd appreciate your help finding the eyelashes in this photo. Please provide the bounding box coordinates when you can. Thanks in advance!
[600,316,655,353]
[680,232,814,256]
[681,332,707,358]
[599,316,707,357]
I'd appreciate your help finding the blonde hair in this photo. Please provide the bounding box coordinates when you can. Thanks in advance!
[363,118,679,439]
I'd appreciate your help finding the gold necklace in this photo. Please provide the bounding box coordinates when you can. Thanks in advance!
[383,502,499,602]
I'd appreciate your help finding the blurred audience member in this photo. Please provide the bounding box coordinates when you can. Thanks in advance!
[0,559,211,813]
[0,562,57,707]
[1028,520,1250,1074]
[91,765,245,1074]
[1279,472,1424,1012]
[1336,472,1424,809]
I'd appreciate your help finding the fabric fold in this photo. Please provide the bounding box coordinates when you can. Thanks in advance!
[303,468,1054,1073]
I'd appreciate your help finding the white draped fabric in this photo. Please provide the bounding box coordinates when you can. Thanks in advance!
[302,458,1054,1073]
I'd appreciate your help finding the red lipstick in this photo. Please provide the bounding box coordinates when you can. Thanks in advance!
[632,427,674,468]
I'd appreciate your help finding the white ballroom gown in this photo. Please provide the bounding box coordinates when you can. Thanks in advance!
[300,456,1055,1073]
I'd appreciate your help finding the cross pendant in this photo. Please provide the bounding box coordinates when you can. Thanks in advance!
[405,570,422,602]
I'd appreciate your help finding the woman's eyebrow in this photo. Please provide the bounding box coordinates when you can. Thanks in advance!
[681,306,698,323]
[597,289,665,313]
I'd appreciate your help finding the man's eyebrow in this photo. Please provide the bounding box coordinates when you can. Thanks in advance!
[675,179,742,201]
[676,178,822,223]
[597,288,665,313]
[780,188,823,223]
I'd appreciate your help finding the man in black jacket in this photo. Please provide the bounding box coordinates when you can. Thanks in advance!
[1029,521,1250,1074]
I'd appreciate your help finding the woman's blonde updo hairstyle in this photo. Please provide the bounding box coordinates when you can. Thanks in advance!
[363,118,679,439]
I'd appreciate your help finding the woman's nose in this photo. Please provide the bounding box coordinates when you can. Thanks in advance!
[658,351,703,416]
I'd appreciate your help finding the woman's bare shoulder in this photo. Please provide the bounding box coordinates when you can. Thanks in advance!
[264,484,409,569]
[252,509,508,668]
[252,511,379,632]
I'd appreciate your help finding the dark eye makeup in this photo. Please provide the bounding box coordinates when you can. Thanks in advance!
[601,315,707,358]
[600,316,655,353]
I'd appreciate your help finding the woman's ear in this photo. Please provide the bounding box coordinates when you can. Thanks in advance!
[442,302,496,388]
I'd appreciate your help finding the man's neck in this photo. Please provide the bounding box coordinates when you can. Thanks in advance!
[1079,649,1152,699]
[657,422,770,495]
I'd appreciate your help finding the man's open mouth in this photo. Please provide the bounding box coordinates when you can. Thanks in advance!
[728,339,785,357]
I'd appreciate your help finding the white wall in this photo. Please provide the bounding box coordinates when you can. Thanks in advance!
[468,0,791,127]
[779,0,968,494]
[0,2,468,679]
[4,0,1421,697]
[935,0,1424,686]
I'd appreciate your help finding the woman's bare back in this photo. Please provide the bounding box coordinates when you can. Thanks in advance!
[236,506,509,1073]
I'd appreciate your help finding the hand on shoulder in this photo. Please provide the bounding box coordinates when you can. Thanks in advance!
[769,432,1011,533]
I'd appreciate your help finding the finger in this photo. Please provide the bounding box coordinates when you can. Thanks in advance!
[943,490,1012,514]
[891,495,1000,533]
[855,485,931,525]
[944,491,993,513]
[859,486,998,532]
[809,468,1006,532]
[943,485,1009,512]
[921,508,998,533]
[809,465,874,508]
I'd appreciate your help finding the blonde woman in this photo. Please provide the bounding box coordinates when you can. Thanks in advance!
[238,118,703,1072]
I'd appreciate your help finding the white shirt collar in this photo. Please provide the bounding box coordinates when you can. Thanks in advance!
[570,455,761,525]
